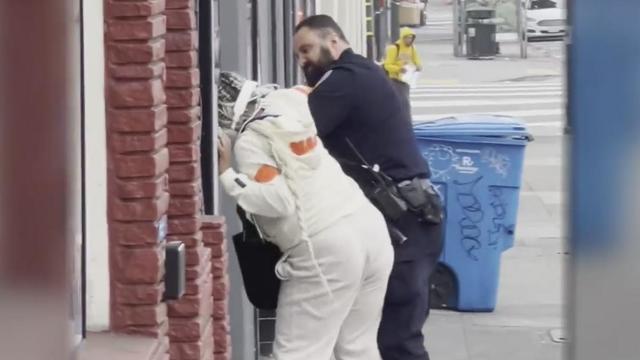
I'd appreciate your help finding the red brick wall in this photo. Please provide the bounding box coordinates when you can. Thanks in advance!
[104,1,230,360]
[203,217,231,360]
[105,0,171,358]
[164,1,215,360]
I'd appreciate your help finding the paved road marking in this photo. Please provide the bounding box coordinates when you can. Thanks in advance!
[411,91,563,98]
[412,98,562,108]
[413,110,563,122]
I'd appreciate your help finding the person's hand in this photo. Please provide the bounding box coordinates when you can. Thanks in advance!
[400,67,408,74]
[416,65,423,72]
[217,132,232,175]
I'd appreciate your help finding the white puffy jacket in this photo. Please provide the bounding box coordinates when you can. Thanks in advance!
[220,87,368,252]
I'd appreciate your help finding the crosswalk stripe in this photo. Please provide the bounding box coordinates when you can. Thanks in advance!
[413,83,562,89]
[427,18,452,23]
[409,80,564,137]
[412,109,563,122]
[411,98,563,108]
[411,91,563,98]
[412,87,562,94]
[526,121,563,127]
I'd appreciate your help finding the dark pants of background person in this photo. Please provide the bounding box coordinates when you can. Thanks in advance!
[391,78,412,122]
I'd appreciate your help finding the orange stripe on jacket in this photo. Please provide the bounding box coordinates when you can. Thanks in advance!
[290,136,318,155]
[254,165,280,183]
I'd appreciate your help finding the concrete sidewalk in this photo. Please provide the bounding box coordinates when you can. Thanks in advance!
[415,0,564,85]
[414,35,564,85]
[415,3,567,360]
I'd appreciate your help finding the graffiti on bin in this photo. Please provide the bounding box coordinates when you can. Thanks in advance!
[481,148,511,178]
[488,188,511,248]
[424,144,511,180]
[454,177,484,261]
[423,144,460,181]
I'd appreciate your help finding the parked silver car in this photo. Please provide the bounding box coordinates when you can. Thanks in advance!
[527,0,567,41]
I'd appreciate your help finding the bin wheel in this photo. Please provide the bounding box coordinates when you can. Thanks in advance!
[429,263,458,310]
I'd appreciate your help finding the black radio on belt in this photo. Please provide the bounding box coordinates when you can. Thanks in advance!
[342,141,406,220]
[344,138,443,227]
[397,178,444,225]
[368,173,408,221]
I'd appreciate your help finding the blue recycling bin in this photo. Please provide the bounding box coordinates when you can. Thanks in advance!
[414,115,533,312]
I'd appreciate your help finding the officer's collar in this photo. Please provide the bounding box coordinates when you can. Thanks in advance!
[337,48,354,61]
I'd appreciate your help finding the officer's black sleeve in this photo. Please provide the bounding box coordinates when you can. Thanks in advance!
[308,69,355,137]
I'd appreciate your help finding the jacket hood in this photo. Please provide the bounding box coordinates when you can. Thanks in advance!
[398,27,417,41]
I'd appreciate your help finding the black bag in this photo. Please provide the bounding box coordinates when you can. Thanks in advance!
[231,206,282,310]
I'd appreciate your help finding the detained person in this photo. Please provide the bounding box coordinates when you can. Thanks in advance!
[216,71,394,360]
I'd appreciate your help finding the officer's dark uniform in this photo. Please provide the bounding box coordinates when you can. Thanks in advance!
[308,48,444,360]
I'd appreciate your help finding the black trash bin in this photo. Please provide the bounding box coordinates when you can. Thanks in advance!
[466,7,498,59]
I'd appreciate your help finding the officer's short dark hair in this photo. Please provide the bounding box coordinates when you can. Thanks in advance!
[295,15,349,43]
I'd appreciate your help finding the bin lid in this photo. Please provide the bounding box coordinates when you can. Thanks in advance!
[465,6,495,18]
[413,115,533,141]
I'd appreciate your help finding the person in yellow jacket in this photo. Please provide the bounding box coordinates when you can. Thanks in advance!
[383,27,423,119]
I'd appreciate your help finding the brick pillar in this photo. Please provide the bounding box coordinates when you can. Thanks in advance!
[203,217,232,360]
[164,1,215,359]
[105,1,171,359]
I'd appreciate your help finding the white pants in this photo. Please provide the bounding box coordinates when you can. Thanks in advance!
[273,202,394,360]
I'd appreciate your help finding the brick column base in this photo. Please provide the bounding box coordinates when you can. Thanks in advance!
[203,216,231,360]
[105,1,171,358]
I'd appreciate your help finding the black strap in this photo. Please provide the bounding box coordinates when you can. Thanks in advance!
[340,138,396,186]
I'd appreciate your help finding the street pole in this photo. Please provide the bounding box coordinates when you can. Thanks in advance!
[454,0,460,56]
[390,0,399,43]
[366,0,376,60]
[454,0,465,57]
[518,0,528,58]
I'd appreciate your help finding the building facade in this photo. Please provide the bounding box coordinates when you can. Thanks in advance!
[74,1,377,359]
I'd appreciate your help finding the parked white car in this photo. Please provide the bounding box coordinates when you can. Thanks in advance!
[526,0,567,41]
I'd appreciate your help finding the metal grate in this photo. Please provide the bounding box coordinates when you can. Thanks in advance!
[538,19,566,27]
[256,308,277,358]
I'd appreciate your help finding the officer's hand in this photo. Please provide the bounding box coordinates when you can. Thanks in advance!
[400,67,408,74]
[217,132,233,175]
[416,65,423,72]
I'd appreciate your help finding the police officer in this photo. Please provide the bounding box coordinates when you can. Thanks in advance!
[294,15,444,360]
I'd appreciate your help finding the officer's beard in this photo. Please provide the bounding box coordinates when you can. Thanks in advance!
[302,46,335,87]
